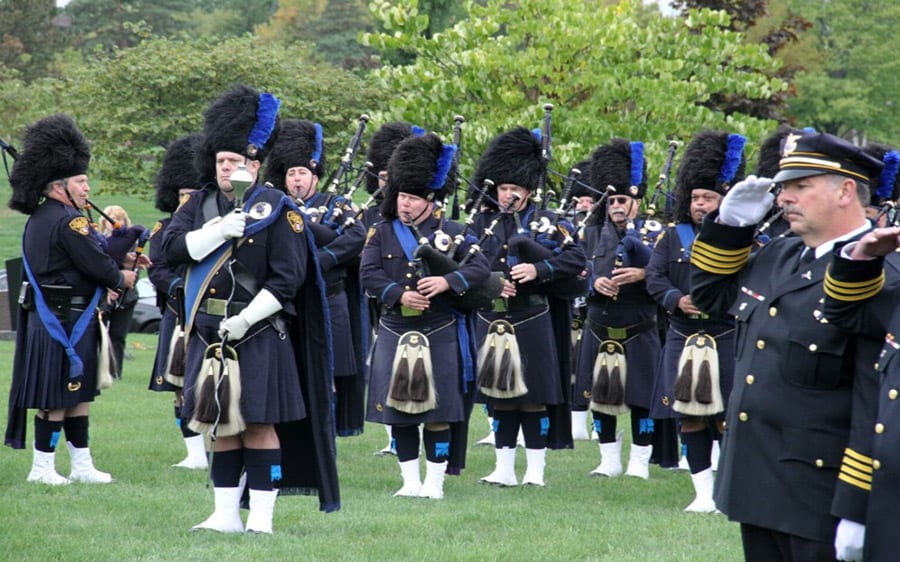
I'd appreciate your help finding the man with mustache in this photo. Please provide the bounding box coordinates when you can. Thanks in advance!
[690,131,884,562]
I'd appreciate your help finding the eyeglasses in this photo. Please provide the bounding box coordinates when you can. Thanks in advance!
[608,196,632,205]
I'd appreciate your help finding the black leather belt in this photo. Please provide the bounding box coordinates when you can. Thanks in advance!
[588,316,657,341]
[70,296,91,306]
[495,293,547,312]
[198,298,248,317]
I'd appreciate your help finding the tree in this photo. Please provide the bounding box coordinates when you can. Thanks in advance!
[0,0,68,80]
[64,0,195,52]
[360,0,785,183]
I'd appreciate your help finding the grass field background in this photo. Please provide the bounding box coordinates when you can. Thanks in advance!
[0,334,742,562]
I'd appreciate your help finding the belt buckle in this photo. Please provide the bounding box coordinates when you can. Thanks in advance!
[606,326,627,340]
[400,305,422,317]
[493,298,508,312]
[205,298,228,316]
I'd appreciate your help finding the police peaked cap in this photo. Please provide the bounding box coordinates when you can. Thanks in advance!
[155,133,202,213]
[380,132,453,220]
[8,113,91,215]
[773,131,883,184]
[196,84,281,186]
[590,138,648,199]
[265,119,326,191]
[472,126,545,207]
[366,122,414,196]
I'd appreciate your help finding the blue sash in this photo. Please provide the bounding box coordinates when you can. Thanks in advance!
[675,223,696,260]
[21,222,102,380]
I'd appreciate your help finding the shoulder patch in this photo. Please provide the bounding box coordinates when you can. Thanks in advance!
[69,216,90,236]
[150,221,163,239]
[176,192,192,212]
[286,210,304,233]
[366,226,376,245]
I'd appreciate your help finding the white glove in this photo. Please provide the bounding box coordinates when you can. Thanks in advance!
[217,288,282,341]
[834,518,865,562]
[185,211,247,261]
[717,175,775,227]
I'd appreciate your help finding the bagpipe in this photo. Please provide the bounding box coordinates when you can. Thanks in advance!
[533,103,553,206]
[639,140,678,242]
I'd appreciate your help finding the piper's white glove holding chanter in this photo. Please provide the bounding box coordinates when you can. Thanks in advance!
[834,518,865,562]
[717,175,775,227]
[218,289,282,341]
[185,211,247,261]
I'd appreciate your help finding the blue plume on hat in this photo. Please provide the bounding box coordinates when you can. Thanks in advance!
[312,122,323,164]
[802,126,817,133]
[531,128,542,142]
[430,143,457,190]
[411,125,426,137]
[719,134,746,185]
[630,142,644,187]
[877,150,900,200]
[248,93,280,151]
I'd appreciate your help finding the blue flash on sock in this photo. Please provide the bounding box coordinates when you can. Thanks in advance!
[593,419,602,433]
[435,441,450,457]
[176,418,182,428]
[539,416,550,436]
[639,418,654,434]
[491,419,499,433]
[271,464,283,482]
[681,443,688,456]
[49,430,61,448]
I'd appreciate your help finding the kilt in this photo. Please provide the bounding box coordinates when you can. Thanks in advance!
[148,306,181,392]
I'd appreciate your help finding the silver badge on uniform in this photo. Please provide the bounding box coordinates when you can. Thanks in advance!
[248,202,273,220]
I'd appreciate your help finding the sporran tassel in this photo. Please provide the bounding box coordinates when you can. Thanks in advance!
[673,358,694,402]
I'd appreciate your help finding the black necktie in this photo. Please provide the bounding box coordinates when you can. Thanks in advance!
[793,246,815,273]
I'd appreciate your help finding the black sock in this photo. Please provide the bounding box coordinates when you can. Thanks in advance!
[593,412,617,443]
[392,425,420,462]
[681,428,713,474]
[520,411,548,449]
[210,448,244,487]
[423,428,451,463]
[244,448,282,491]
[493,409,520,448]
[34,415,64,453]
[63,416,89,448]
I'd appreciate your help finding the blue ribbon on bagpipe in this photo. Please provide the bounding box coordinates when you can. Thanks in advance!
[21,222,103,381]
[392,218,475,389]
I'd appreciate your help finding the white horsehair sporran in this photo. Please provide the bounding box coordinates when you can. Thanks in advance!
[672,332,724,417]
[386,330,438,414]
[590,339,629,415]
[189,342,246,437]
[476,319,528,399]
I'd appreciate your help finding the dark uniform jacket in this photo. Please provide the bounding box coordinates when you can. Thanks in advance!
[690,212,876,542]
[823,249,900,561]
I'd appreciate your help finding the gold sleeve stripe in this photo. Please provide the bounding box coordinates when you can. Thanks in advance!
[844,448,874,465]
[825,268,885,289]
[690,241,752,275]
[840,464,873,483]
[824,276,884,302]
[842,455,873,475]
[692,239,753,258]
[690,254,746,275]
[838,472,872,491]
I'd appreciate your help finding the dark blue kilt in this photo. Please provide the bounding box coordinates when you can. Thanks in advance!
[182,312,306,425]
[366,310,465,425]
[572,305,660,410]
[327,291,358,377]
[149,306,180,392]
[474,304,565,407]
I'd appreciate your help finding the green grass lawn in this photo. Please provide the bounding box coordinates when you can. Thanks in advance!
[0,334,742,562]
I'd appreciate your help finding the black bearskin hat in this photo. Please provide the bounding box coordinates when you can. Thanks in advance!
[754,124,794,178]
[380,132,456,220]
[472,126,544,210]
[864,142,900,207]
[365,122,416,196]
[566,158,594,200]
[264,119,325,191]
[196,84,281,186]
[8,114,91,215]
[155,133,202,213]
[590,138,648,200]
[673,130,747,224]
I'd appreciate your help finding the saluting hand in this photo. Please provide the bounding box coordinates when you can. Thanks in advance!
[717,175,775,227]
[851,226,900,259]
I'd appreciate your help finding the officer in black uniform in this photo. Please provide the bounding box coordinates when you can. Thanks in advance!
[690,131,884,561]
[5,114,139,485]
[360,131,489,499]
[821,143,900,562]
[646,130,744,511]
[573,138,661,481]
[162,85,338,533]
[147,132,207,470]
[265,119,367,438]
[471,126,586,487]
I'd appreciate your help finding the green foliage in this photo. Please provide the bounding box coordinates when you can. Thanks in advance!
[0,0,68,80]
[21,35,390,194]
[361,0,783,185]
